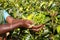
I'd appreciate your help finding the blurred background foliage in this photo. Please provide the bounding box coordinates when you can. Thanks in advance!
[0,0,60,40]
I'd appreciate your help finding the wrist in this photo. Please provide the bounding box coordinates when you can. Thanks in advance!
[9,22,23,30]
[6,16,14,24]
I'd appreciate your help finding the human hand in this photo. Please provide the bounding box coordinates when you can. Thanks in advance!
[12,19,44,32]
[30,24,45,32]
[19,19,34,28]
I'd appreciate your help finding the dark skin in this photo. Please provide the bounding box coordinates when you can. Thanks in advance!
[0,16,44,34]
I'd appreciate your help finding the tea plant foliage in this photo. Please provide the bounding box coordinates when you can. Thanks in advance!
[0,0,60,40]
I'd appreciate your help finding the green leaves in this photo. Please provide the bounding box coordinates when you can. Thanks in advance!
[0,0,60,40]
[32,13,46,25]
[22,12,46,25]
[22,34,34,40]
[56,25,60,34]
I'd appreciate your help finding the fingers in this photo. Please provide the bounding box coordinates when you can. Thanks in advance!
[20,19,33,28]
[24,23,32,28]
[20,19,45,31]
[30,24,45,32]
[30,26,43,32]
[23,20,34,28]
[30,28,40,32]
[32,24,45,29]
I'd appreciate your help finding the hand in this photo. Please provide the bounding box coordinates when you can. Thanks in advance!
[10,19,33,28]
[19,19,34,28]
[12,19,45,32]
[30,24,45,32]
[20,20,45,32]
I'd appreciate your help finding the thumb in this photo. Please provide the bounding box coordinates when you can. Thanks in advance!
[32,24,44,29]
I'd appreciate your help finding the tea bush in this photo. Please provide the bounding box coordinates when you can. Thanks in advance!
[0,0,60,40]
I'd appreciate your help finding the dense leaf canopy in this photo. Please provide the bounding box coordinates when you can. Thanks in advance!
[0,0,60,40]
